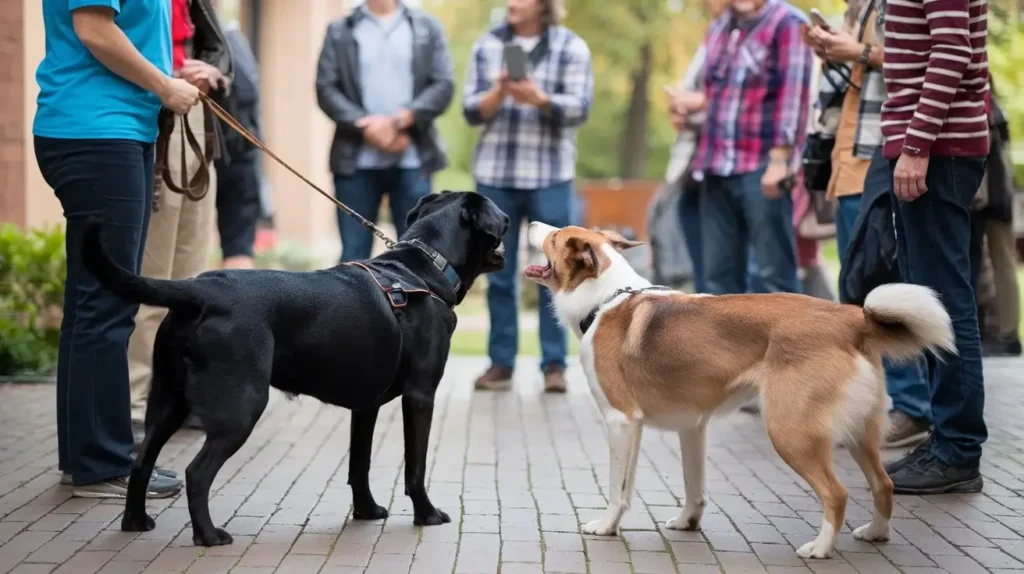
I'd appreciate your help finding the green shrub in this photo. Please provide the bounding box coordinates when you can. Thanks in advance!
[0,224,65,377]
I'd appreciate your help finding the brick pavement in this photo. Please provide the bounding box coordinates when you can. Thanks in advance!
[2,356,1024,573]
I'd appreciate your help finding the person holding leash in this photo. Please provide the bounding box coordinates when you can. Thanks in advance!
[33,0,200,498]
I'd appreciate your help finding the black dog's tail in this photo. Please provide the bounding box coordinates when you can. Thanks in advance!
[82,222,206,310]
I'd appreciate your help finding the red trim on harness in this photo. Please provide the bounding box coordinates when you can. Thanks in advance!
[344,262,437,309]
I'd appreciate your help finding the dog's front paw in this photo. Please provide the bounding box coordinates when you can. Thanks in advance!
[353,504,389,521]
[796,539,835,559]
[414,508,451,526]
[120,512,155,532]
[193,527,233,547]
[853,521,891,542]
[582,518,620,537]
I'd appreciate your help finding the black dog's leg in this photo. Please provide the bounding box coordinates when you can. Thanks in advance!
[123,322,190,533]
[186,428,253,546]
[403,396,449,526]
[349,409,388,520]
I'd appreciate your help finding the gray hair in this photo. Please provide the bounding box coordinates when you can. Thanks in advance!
[541,0,567,27]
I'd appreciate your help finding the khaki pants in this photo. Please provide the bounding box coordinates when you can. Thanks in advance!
[128,104,217,422]
[986,219,1021,340]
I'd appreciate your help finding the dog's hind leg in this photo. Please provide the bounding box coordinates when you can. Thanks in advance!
[764,399,847,559]
[123,319,191,533]
[186,381,269,547]
[666,422,708,531]
[349,408,389,521]
[848,403,893,543]
[402,396,450,526]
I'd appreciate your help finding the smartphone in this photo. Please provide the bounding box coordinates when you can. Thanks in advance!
[808,9,831,30]
[503,43,528,81]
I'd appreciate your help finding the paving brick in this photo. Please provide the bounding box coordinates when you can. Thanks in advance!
[0,357,1023,574]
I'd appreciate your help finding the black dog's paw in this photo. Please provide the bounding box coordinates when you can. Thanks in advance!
[121,512,155,532]
[414,508,451,527]
[193,527,233,547]
[352,504,389,521]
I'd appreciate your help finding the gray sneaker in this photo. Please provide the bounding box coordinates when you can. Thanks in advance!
[61,467,179,486]
[885,410,931,449]
[71,472,182,499]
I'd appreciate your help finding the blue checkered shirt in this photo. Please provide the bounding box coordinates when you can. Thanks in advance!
[462,24,593,190]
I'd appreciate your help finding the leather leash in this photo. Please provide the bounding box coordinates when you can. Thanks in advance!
[192,93,398,250]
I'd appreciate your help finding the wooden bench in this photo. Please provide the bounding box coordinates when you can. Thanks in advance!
[576,179,660,239]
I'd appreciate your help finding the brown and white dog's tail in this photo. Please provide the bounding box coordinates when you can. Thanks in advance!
[861,283,956,361]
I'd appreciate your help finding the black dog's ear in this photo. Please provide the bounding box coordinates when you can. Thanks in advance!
[461,204,505,243]
[406,193,443,228]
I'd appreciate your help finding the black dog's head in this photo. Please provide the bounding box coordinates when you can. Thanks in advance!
[405,191,510,291]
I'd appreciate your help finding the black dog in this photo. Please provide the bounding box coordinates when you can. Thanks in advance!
[81,191,509,547]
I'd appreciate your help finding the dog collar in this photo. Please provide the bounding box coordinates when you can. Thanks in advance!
[400,239,462,293]
[578,286,673,335]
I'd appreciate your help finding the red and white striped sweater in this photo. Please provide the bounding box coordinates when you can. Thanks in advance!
[881,0,990,158]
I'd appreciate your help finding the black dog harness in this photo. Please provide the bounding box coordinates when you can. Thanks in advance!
[578,286,674,335]
[344,240,461,309]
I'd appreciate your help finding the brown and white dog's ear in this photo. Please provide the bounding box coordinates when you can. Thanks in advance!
[593,228,645,251]
[565,236,601,279]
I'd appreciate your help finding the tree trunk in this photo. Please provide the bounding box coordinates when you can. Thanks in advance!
[619,41,653,179]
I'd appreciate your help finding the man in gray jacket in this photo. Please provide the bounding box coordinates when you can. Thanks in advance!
[315,0,454,261]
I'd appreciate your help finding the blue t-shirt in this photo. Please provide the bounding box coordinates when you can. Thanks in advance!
[34,0,172,143]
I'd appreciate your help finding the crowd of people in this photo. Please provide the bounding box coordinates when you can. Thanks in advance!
[31,0,1019,502]
[660,0,1015,497]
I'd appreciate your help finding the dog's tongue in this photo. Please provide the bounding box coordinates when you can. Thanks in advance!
[524,264,547,278]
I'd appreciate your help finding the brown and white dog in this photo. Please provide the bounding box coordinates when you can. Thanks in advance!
[524,223,956,559]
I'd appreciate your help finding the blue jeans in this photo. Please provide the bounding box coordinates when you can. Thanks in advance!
[891,155,988,466]
[701,168,799,294]
[34,136,153,486]
[677,188,705,293]
[334,168,431,262]
[478,181,573,371]
[835,190,931,423]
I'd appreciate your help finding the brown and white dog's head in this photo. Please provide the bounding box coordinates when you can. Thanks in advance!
[524,222,646,331]
[524,223,643,291]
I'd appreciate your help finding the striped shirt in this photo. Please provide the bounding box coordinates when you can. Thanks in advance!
[880,0,990,158]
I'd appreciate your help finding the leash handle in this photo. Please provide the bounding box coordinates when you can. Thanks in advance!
[197,93,398,250]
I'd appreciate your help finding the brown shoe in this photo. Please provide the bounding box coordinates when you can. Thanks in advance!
[885,410,931,449]
[543,366,567,393]
[475,365,513,391]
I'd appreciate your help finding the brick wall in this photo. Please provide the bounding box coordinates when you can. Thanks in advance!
[0,1,25,226]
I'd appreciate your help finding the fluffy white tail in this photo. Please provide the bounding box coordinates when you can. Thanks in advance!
[861,283,956,361]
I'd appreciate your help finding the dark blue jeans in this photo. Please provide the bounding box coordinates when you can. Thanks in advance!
[891,155,988,466]
[835,189,930,423]
[701,168,799,294]
[478,181,572,372]
[677,188,706,293]
[334,167,431,262]
[34,136,153,486]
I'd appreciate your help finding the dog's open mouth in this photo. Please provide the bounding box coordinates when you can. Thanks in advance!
[524,262,553,279]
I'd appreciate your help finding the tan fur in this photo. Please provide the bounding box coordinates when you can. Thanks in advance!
[533,225,935,556]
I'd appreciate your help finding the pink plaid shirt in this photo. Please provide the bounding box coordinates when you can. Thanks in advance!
[694,0,813,178]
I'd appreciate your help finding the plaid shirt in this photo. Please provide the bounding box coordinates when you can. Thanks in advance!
[462,23,593,190]
[694,0,814,177]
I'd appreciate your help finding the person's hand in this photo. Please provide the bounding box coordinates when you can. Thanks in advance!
[810,26,863,62]
[158,77,201,115]
[507,76,549,108]
[893,154,929,202]
[761,161,789,199]
[356,115,399,150]
[179,58,226,94]
[670,108,688,132]
[801,24,827,58]
[384,134,411,154]
[394,108,415,131]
